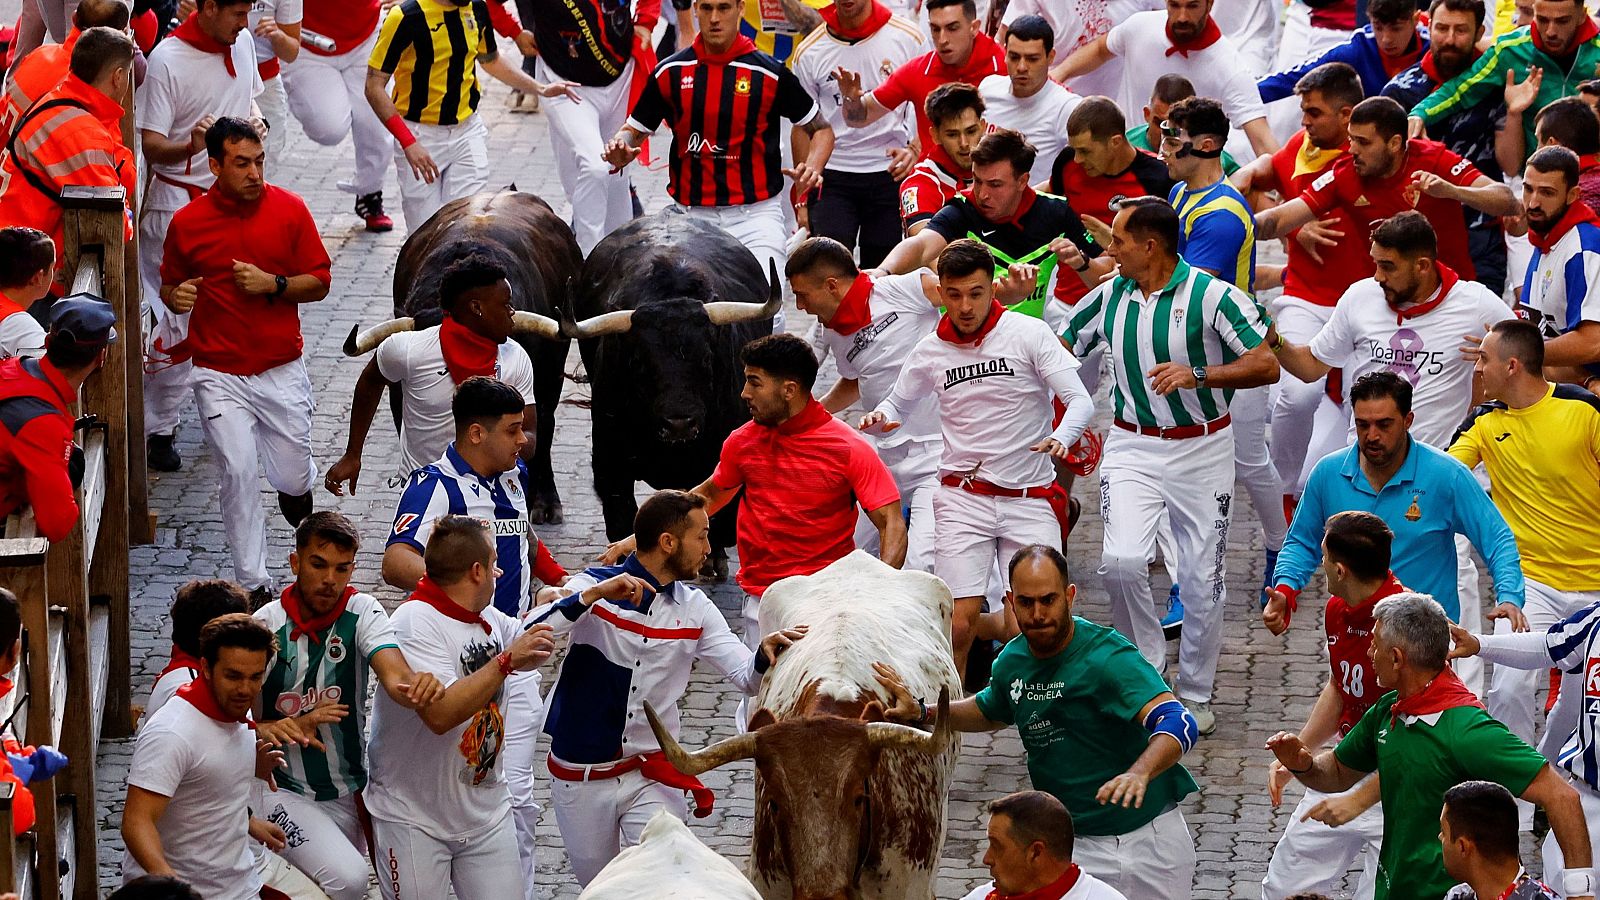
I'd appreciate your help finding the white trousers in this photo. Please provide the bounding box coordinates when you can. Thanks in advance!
[672,195,789,330]
[1454,535,1487,696]
[1099,427,1234,703]
[192,360,318,590]
[1268,296,1335,493]
[1261,781,1383,900]
[536,57,635,255]
[1542,775,1600,899]
[1487,579,1599,761]
[500,671,546,900]
[372,810,520,900]
[139,208,193,438]
[281,29,391,197]
[1074,806,1196,900]
[263,791,369,900]
[1232,384,1286,552]
[394,116,489,234]
[258,75,290,169]
[549,764,689,886]
[855,440,939,573]
[933,484,1060,599]
[255,845,332,900]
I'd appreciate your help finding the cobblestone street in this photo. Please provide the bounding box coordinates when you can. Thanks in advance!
[55,50,1383,899]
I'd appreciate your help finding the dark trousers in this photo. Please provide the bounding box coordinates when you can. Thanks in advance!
[809,168,901,268]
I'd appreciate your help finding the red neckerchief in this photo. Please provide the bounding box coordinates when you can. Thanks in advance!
[281,584,357,645]
[936,299,1004,346]
[408,576,491,634]
[1532,14,1599,55]
[1380,32,1426,78]
[1389,262,1459,323]
[818,0,892,40]
[438,317,500,385]
[176,676,254,726]
[1390,667,1484,726]
[170,13,237,77]
[693,33,757,65]
[985,865,1082,900]
[827,272,874,335]
[1528,199,1600,252]
[959,185,1037,226]
[0,676,13,701]
[1165,15,1222,57]
[640,751,716,817]
[774,397,833,436]
[159,644,204,678]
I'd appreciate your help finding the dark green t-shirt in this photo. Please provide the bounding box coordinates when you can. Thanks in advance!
[972,618,1198,836]
[1334,692,1547,900]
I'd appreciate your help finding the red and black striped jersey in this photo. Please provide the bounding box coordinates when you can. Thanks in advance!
[626,35,820,207]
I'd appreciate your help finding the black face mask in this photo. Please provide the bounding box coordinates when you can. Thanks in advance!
[1161,122,1222,159]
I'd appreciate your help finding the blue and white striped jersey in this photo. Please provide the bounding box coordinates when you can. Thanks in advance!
[1521,214,1600,379]
[388,442,533,617]
[1546,600,1600,791]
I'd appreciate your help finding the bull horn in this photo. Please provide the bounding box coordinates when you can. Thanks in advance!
[865,686,951,756]
[343,318,416,356]
[704,259,783,326]
[511,310,563,341]
[559,305,636,340]
[644,700,758,776]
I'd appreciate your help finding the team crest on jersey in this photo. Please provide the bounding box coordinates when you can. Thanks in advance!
[680,74,695,88]
[1405,494,1422,522]
[735,74,752,95]
[326,635,347,664]
[393,513,420,535]
[878,58,894,78]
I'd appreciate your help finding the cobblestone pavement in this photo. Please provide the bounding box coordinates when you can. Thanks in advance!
[61,55,1387,899]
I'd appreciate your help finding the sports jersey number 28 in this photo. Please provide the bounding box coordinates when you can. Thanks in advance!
[1339,660,1366,699]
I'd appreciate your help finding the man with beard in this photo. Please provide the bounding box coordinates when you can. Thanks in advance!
[528,489,807,884]
[900,82,985,236]
[1383,0,1509,293]
[874,545,1201,898]
[1516,146,1600,381]
[1257,0,1428,104]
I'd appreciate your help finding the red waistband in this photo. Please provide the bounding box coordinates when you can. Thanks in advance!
[1113,413,1231,440]
[939,475,1056,498]
[153,171,205,201]
[547,754,645,782]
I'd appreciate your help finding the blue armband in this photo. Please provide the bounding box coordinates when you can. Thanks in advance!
[1143,699,1197,754]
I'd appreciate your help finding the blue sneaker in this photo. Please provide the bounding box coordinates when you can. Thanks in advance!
[1161,584,1183,640]
[1260,548,1280,609]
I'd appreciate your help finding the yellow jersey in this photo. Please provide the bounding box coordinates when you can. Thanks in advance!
[371,0,496,126]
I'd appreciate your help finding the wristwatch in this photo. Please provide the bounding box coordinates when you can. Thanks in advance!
[1192,365,1208,387]
[272,274,288,298]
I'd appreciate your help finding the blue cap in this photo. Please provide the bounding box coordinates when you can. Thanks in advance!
[49,293,118,347]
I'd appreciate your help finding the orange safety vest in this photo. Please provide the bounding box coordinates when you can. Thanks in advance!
[0,27,78,147]
[0,73,135,257]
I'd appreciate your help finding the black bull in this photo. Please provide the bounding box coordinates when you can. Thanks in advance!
[562,210,781,576]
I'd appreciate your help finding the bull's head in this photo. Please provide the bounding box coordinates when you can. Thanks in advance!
[645,689,951,900]
[558,260,782,443]
[341,311,564,356]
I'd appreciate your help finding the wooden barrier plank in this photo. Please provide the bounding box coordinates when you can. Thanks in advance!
[9,566,58,900]
[0,780,15,889]
[116,74,154,546]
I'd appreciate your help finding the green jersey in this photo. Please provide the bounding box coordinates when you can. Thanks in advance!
[1334,691,1547,900]
[256,592,400,800]
[973,618,1198,836]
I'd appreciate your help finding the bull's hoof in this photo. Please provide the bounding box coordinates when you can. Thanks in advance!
[528,495,564,525]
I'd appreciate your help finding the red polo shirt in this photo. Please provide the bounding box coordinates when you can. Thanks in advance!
[871,32,1006,157]
[161,184,331,376]
[711,399,900,597]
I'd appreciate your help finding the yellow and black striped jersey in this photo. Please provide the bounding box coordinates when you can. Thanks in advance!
[370,0,497,126]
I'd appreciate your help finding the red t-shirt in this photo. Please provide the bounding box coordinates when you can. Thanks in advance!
[1326,572,1408,735]
[1267,131,1368,307]
[870,32,1005,157]
[711,399,900,597]
[899,144,969,231]
[301,0,381,55]
[161,184,332,376]
[1300,138,1484,280]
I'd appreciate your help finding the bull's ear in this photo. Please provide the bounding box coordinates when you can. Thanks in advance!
[859,700,886,723]
[748,708,778,731]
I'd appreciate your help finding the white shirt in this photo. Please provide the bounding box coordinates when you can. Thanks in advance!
[959,870,1129,900]
[1212,0,1278,74]
[122,693,260,900]
[0,310,44,359]
[1001,0,1160,102]
[250,0,304,71]
[366,600,525,840]
[1309,275,1511,449]
[137,37,263,211]
[1102,12,1267,157]
[876,310,1092,488]
[978,75,1080,185]
[790,16,926,174]
[144,665,196,718]
[374,327,538,477]
[821,270,942,448]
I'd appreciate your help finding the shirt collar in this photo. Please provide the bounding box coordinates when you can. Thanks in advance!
[445,441,508,482]
[1118,258,1192,300]
[57,73,125,124]
[1338,435,1419,493]
[622,552,677,600]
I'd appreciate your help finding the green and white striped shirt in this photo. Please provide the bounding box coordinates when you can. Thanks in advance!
[256,592,399,800]
[1060,259,1267,429]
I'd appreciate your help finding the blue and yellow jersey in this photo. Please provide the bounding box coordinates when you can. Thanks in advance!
[741,0,829,64]
[1169,178,1256,295]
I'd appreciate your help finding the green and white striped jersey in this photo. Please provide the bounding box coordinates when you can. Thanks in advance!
[255,592,399,800]
[1060,259,1267,429]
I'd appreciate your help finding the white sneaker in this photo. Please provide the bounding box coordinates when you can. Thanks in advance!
[1187,701,1215,736]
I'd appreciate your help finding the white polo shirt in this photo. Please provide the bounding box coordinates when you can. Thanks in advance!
[122,692,260,900]
[374,326,538,477]
[978,75,1080,185]
[1308,273,1511,449]
[790,16,927,174]
[137,35,262,211]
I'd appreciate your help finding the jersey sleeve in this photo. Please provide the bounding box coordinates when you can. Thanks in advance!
[868,59,914,112]
[1096,636,1175,721]
[0,315,46,359]
[899,174,944,230]
[1059,285,1106,355]
[1306,300,1355,367]
[971,658,1015,725]
[1331,696,1386,774]
[847,433,900,511]
[1209,282,1268,353]
[1559,231,1600,330]
[1103,18,1133,57]
[626,65,670,134]
[1298,165,1343,218]
[127,720,192,798]
[1411,39,1508,126]
[370,6,413,73]
[693,595,761,694]
[502,344,538,404]
[387,470,451,552]
[289,196,333,285]
[1216,50,1268,127]
[923,200,966,243]
[1450,710,1548,795]
[356,600,401,659]
[709,431,747,491]
[373,332,409,384]
[1447,416,1485,469]
[775,64,820,126]
[1437,146,1483,187]
[393,610,462,688]
[1547,601,1600,674]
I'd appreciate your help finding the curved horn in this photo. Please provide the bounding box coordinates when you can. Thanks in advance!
[510,310,563,341]
[343,318,416,357]
[644,700,759,777]
[865,686,951,756]
[559,307,636,341]
[704,258,783,326]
